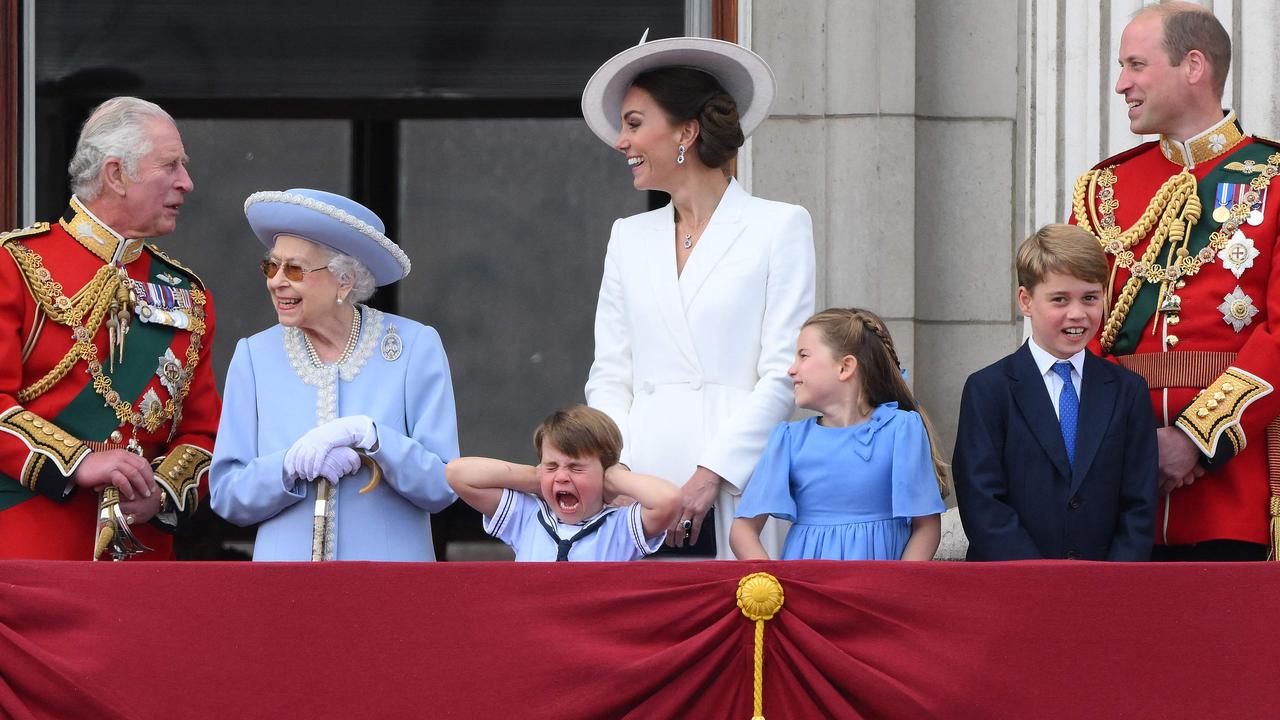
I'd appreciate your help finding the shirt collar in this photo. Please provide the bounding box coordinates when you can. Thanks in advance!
[59,195,146,265]
[1026,337,1085,380]
[1158,109,1244,169]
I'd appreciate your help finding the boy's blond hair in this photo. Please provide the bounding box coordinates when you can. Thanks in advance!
[532,405,622,469]
[1016,224,1108,290]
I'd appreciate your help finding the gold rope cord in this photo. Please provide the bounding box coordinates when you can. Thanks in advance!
[1071,169,1200,352]
[737,572,785,720]
[10,247,124,400]
[9,243,207,431]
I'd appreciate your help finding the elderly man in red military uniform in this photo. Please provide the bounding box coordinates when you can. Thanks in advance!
[1072,2,1280,560]
[0,97,219,560]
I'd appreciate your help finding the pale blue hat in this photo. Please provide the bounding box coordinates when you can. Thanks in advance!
[244,188,411,286]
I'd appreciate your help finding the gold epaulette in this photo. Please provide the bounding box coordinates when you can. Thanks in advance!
[0,222,51,246]
[145,243,206,291]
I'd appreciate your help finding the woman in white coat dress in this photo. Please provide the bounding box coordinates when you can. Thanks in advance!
[581,37,815,558]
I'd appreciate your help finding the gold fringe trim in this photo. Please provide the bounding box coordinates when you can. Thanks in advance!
[1267,420,1280,562]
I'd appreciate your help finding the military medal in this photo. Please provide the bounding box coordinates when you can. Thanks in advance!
[132,279,193,329]
[1212,183,1232,223]
[1217,230,1259,279]
[381,324,403,362]
[1248,186,1267,226]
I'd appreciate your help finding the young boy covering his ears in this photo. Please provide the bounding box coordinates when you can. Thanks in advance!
[447,405,679,561]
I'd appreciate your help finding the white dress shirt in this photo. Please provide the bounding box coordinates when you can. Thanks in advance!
[1025,337,1084,419]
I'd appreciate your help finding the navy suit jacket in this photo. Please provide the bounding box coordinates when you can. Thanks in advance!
[953,343,1156,561]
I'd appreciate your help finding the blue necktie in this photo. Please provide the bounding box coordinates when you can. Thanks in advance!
[1052,361,1078,466]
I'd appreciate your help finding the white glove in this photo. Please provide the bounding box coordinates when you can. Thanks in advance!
[284,446,361,486]
[283,416,377,482]
[315,447,361,484]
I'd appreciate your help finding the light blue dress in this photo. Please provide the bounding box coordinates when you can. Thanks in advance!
[735,402,945,560]
[209,306,459,561]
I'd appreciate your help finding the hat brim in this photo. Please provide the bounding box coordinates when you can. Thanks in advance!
[245,191,409,286]
[581,36,776,148]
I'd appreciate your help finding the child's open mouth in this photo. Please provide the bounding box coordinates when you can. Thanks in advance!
[556,491,580,513]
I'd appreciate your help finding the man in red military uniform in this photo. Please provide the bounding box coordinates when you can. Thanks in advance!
[0,97,219,560]
[1073,3,1280,560]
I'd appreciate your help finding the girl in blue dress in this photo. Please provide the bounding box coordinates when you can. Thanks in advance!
[730,308,950,560]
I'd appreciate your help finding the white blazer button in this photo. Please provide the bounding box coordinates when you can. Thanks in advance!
[641,381,654,394]
[690,377,703,390]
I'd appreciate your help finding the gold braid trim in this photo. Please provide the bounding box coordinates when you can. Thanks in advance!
[6,243,207,434]
[0,223,50,245]
[1174,367,1273,457]
[21,453,47,490]
[0,405,89,477]
[1072,169,1200,352]
[152,443,209,513]
[9,244,125,401]
[1074,151,1280,353]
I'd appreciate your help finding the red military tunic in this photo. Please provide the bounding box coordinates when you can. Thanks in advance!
[1073,111,1280,550]
[0,197,220,559]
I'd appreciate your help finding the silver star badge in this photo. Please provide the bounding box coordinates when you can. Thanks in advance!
[1219,286,1259,332]
[1217,230,1260,279]
[155,348,187,396]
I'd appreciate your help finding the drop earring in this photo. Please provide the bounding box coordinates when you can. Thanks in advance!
[676,145,686,165]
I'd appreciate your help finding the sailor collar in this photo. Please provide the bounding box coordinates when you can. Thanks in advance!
[1158,110,1244,170]
[60,195,146,265]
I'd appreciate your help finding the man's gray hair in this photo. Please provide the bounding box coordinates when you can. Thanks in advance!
[68,97,175,200]
[327,250,377,304]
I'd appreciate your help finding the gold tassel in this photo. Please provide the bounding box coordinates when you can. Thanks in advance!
[737,573,785,720]
[93,525,114,561]
[1270,497,1280,561]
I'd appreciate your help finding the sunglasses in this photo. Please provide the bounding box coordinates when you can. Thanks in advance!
[260,259,330,282]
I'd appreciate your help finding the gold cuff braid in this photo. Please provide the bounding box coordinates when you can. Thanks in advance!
[0,405,89,478]
[152,443,209,513]
[1174,367,1273,457]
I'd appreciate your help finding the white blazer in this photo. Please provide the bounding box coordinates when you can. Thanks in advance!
[586,178,816,558]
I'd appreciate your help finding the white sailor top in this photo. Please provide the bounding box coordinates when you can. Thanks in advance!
[484,488,664,562]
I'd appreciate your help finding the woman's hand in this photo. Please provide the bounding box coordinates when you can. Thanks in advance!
[284,416,377,481]
[667,466,722,548]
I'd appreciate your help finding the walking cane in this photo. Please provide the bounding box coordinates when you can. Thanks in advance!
[311,450,383,561]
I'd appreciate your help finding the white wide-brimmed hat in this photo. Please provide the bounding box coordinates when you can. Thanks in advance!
[244,188,411,286]
[580,34,776,147]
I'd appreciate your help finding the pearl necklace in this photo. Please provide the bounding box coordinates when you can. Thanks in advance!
[304,305,361,368]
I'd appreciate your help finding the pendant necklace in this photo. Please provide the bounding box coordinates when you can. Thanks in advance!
[678,212,711,250]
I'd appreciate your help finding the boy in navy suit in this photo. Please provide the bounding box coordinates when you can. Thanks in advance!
[953,224,1156,560]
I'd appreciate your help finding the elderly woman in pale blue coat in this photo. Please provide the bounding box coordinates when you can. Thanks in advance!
[210,189,459,561]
